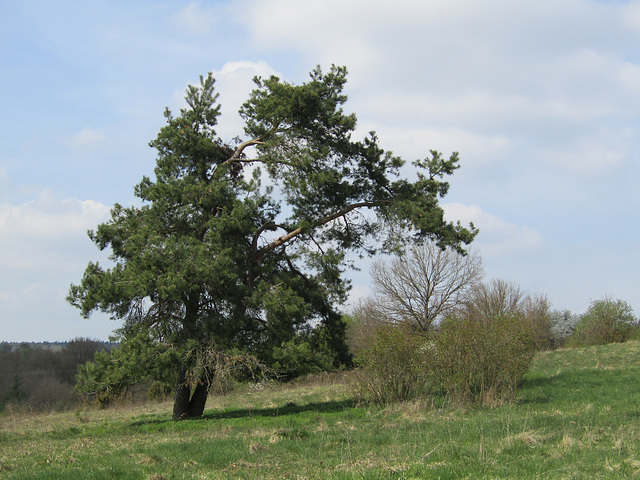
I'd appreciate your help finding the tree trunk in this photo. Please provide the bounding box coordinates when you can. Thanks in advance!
[173,296,211,421]
[172,371,209,420]
[188,382,209,417]
[173,382,191,420]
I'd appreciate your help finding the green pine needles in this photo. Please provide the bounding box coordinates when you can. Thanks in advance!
[68,65,475,420]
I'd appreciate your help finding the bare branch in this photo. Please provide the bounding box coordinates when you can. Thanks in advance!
[369,241,484,331]
[227,138,265,163]
[251,222,292,252]
[252,221,276,253]
[226,122,282,164]
[256,201,379,260]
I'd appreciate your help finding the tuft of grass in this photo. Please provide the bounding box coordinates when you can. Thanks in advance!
[2,341,640,478]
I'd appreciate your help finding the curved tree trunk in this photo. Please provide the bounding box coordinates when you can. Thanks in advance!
[172,370,209,420]
[188,382,209,416]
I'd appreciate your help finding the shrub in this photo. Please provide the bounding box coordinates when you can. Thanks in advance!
[569,298,637,346]
[458,279,553,351]
[433,314,536,407]
[352,279,544,409]
[147,381,173,402]
[549,310,581,346]
[520,295,554,350]
[352,325,431,406]
[345,299,388,357]
[1,375,26,409]
[353,314,537,409]
[271,339,334,379]
[24,376,77,410]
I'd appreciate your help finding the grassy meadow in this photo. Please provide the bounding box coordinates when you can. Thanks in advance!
[2,341,640,479]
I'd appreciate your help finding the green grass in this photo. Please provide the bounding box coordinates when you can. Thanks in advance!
[3,342,640,479]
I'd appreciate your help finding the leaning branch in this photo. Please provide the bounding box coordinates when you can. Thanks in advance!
[226,123,282,164]
[255,201,379,260]
[251,222,290,252]
[227,138,265,163]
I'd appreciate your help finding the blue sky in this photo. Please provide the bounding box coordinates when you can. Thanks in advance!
[1,0,639,341]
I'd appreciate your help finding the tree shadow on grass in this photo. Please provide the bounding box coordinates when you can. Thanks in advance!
[128,398,357,427]
[203,398,357,420]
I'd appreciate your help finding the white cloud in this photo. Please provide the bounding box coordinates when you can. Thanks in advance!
[245,0,634,72]
[0,189,110,243]
[621,1,640,31]
[167,60,279,142]
[213,61,279,112]
[0,182,114,340]
[617,61,640,92]
[209,61,280,141]
[0,277,115,342]
[443,202,543,257]
[0,282,57,310]
[363,124,511,166]
[65,127,107,150]
[244,0,640,136]
[0,189,111,300]
[540,127,633,174]
[174,1,218,36]
[0,167,9,197]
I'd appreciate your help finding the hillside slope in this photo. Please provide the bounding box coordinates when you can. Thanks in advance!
[2,341,640,479]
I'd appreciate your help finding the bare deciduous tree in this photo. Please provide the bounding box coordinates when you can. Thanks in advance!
[458,278,525,321]
[368,241,484,331]
[457,278,554,350]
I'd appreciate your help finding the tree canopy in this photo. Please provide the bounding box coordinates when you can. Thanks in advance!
[68,65,477,419]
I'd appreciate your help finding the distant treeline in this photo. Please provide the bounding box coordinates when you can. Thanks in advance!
[0,338,116,411]
[1,341,117,353]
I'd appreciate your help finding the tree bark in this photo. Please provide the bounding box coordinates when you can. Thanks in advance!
[172,371,209,420]
[188,382,209,417]
[173,382,191,420]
